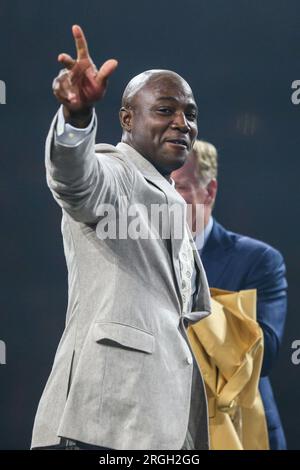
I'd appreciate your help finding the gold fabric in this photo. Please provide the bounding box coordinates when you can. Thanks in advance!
[187,288,269,450]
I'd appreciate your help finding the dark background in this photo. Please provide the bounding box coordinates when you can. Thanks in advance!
[0,0,299,449]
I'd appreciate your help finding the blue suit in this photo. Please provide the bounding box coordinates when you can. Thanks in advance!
[200,219,288,450]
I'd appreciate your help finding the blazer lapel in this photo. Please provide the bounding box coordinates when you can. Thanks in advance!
[116,142,186,303]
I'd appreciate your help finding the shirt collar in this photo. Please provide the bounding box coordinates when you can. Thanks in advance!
[195,216,213,252]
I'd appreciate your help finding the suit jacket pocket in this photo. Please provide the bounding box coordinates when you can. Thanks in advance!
[93,322,155,354]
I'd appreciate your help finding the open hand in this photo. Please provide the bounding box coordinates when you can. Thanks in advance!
[53,25,118,118]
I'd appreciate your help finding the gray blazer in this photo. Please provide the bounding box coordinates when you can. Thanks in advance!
[31,113,211,450]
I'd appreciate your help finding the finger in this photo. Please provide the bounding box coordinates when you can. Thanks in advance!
[52,71,68,93]
[96,59,118,84]
[53,77,77,104]
[58,53,76,70]
[53,90,78,107]
[68,60,94,86]
[72,24,89,60]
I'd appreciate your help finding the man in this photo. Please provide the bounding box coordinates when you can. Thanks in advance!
[172,140,288,450]
[31,25,211,450]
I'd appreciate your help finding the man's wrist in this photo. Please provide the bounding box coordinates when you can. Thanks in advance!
[63,105,94,128]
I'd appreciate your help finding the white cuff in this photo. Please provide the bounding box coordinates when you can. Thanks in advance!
[55,105,96,147]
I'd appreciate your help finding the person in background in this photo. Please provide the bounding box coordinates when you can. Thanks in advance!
[172,140,288,450]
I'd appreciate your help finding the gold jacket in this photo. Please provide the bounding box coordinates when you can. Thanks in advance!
[188,288,269,450]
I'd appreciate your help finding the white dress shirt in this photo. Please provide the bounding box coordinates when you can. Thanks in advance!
[55,105,96,146]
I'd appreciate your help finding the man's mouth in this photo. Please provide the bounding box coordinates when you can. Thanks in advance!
[165,139,189,149]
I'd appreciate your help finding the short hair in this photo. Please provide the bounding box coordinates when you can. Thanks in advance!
[192,140,218,185]
[121,69,191,108]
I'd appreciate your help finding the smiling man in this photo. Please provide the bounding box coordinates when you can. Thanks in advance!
[120,71,198,175]
[31,25,211,450]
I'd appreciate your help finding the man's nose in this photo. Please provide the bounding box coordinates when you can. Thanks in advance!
[171,112,189,132]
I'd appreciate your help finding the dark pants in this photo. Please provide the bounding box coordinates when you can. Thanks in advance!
[34,438,112,450]
[35,436,193,450]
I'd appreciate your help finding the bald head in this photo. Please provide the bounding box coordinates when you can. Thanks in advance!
[121,69,193,109]
[119,69,198,178]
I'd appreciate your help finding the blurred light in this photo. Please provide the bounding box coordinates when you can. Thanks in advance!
[235,112,261,136]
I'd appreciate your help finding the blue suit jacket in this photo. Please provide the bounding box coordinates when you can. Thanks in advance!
[200,219,288,450]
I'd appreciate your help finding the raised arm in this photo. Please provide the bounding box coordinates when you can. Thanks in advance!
[46,26,133,224]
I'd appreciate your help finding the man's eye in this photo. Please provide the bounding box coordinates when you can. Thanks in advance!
[158,108,173,114]
[186,113,197,120]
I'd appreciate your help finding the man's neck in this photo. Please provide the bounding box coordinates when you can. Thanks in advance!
[121,138,173,184]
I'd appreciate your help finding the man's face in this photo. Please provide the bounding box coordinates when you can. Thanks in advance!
[128,76,198,175]
[172,153,211,233]
[172,154,207,206]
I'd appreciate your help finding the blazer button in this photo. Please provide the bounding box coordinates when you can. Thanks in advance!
[186,356,193,365]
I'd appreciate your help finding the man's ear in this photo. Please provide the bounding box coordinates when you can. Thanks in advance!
[206,179,218,205]
[119,107,133,131]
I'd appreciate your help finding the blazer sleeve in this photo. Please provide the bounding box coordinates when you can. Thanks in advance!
[243,246,288,376]
[45,111,134,224]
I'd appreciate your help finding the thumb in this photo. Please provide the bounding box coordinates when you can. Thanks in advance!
[96,59,118,85]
